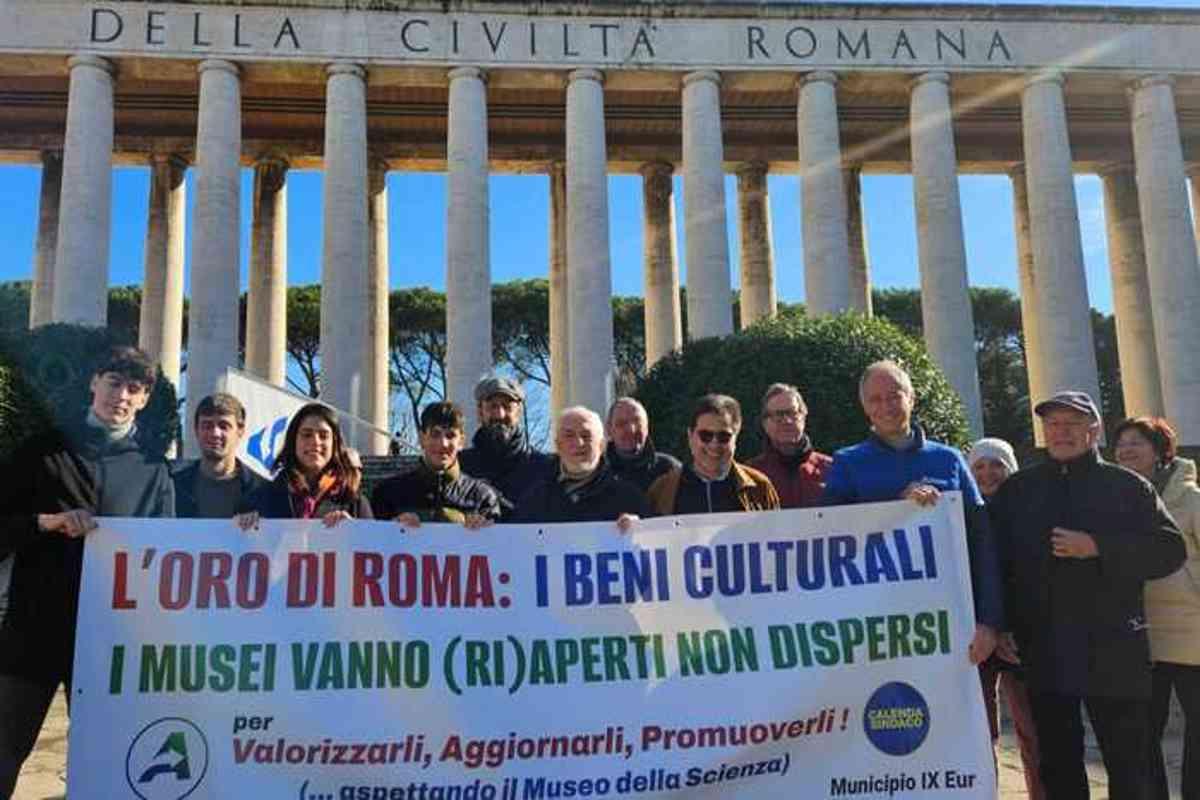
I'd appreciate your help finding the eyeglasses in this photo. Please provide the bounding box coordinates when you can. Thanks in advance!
[766,409,804,423]
[695,429,734,445]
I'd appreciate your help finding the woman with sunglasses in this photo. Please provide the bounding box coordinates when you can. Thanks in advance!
[1113,416,1200,800]
[234,402,373,530]
[646,394,779,515]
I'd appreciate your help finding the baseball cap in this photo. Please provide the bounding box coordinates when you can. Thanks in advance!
[1034,390,1100,421]
[474,376,524,404]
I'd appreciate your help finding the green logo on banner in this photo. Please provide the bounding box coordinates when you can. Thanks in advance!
[125,718,209,800]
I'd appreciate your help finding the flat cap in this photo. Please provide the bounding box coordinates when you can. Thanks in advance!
[474,376,524,404]
[1034,390,1100,421]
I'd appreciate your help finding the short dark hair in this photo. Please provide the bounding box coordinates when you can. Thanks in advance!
[689,394,742,431]
[92,346,156,387]
[1114,416,1177,463]
[420,401,465,433]
[195,392,246,428]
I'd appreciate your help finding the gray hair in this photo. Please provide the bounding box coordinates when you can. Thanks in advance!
[557,406,604,438]
[760,383,807,421]
[606,396,647,425]
[858,360,914,404]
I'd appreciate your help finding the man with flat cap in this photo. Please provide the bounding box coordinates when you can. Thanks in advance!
[990,390,1185,799]
[459,376,553,514]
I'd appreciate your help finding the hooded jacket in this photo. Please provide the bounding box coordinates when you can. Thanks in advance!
[371,460,503,523]
[604,439,681,493]
[747,435,832,509]
[459,424,554,512]
[1144,457,1200,665]
[0,423,174,683]
[992,448,1184,697]
[510,458,655,524]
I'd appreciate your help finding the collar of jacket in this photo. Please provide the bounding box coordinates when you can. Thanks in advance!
[760,434,814,468]
[1049,446,1102,475]
[868,422,927,453]
[68,419,145,458]
[556,456,612,502]
[685,460,757,491]
[606,438,658,474]
[418,458,462,485]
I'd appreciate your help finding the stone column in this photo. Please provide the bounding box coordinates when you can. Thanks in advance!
[246,157,288,387]
[682,71,733,340]
[1100,164,1164,420]
[1020,73,1102,411]
[910,72,983,436]
[445,66,492,433]
[1009,164,1049,445]
[1130,75,1200,445]
[319,62,370,433]
[186,59,242,453]
[29,151,62,328]
[843,165,873,315]
[565,69,615,413]
[736,161,776,326]
[140,154,187,389]
[797,72,852,315]
[52,55,115,325]
[366,157,391,455]
[641,161,683,367]
[549,161,570,419]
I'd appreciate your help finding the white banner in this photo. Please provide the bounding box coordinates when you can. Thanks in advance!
[69,497,994,799]
[220,368,391,476]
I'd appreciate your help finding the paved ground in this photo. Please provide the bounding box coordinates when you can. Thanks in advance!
[12,690,1188,799]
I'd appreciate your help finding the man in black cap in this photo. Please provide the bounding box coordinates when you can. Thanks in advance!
[458,376,553,513]
[991,390,1185,800]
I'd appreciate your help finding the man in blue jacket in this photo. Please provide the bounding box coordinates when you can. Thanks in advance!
[824,360,1003,666]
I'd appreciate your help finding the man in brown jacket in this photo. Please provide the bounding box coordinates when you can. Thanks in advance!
[647,394,779,515]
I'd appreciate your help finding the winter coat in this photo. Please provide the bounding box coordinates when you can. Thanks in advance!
[459,425,554,513]
[747,436,832,509]
[991,449,1184,698]
[510,459,655,524]
[172,459,267,519]
[1145,457,1200,665]
[371,461,503,523]
[823,425,1004,629]
[0,424,174,684]
[239,473,373,520]
[646,462,780,516]
[605,440,681,493]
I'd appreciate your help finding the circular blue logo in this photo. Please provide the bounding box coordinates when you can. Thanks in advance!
[862,681,931,756]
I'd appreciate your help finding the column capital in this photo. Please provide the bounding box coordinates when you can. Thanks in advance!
[198,58,240,78]
[1025,70,1065,90]
[367,155,389,193]
[735,161,769,180]
[1185,163,1200,180]
[639,160,674,181]
[255,156,289,193]
[567,68,604,86]
[799,70,838,89]
[40,149,63,167]
[911,71,951,90]
[1007,161,1026,179]
[1131,73,1174,93]
[549,159,567,179]
[682,70,721,89]
[326,61,365,80]
[1096,161,1135,179]
[448,66,486,83]
[67,54,116,76]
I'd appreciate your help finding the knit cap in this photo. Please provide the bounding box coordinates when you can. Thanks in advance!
[967,437,1018,476]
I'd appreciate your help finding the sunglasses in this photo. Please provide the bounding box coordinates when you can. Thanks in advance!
[695,429,734,445]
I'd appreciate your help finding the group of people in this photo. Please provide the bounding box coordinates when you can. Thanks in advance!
[0,344,1197,800]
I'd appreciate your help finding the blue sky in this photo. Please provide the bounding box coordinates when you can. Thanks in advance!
[0,166,1117,312]
[4,0,1198,314]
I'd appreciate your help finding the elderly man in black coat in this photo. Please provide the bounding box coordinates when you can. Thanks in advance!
[991,391,1184,800]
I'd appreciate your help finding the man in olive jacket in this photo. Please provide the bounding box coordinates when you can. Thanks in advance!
[991,391,1184,800]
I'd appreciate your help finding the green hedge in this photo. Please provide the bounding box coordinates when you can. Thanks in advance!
[0,324,180,461]
[635,314,971,462]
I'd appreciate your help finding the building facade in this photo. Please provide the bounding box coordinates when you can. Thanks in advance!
[4,0,1200,449]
